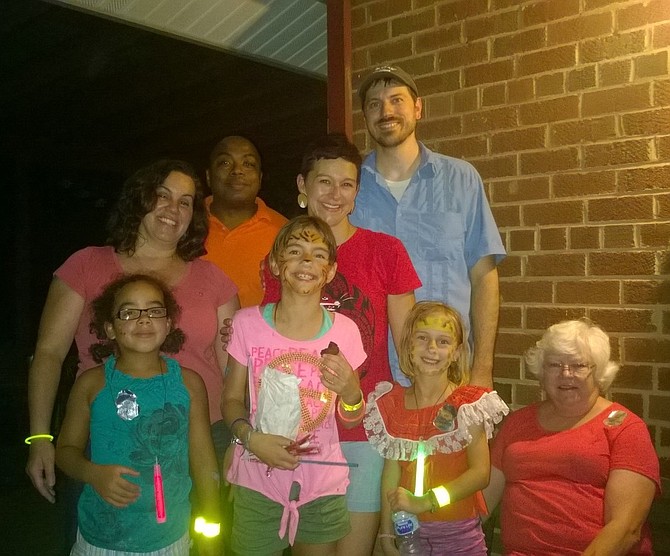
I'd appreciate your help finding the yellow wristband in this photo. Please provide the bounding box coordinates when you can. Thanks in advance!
[25,434,54,445]
[339,390,364,412]
[429,486,451,511]
[194,517,221,538]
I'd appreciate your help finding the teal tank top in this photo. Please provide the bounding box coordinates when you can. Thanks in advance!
[77,356,192,551]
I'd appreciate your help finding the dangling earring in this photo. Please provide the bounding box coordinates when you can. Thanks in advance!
[297,192,308,209]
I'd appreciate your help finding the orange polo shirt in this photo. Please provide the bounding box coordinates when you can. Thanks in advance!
[203,196,287,307]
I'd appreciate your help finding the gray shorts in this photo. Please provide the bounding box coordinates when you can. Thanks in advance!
[341,441,384,512]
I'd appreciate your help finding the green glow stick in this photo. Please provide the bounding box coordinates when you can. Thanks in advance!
[414,442,425,496]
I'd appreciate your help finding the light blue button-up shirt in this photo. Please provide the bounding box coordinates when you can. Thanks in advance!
[351,143,506,381]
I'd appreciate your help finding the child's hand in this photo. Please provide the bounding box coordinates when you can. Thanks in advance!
[89,464,140,508]
[319,351,360,403]
[248,432,300,470]
[380,535,401,556]
[387,486,432,515]
[219,318,233,350]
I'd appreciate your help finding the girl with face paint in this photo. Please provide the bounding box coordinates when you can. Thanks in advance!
[364,301,508,555]
[221,216,367,555]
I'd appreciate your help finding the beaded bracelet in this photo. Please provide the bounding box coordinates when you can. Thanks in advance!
[24,434,54,445]
[339,390,364,412]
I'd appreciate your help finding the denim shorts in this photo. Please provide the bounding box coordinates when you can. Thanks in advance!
[341,441,384,512]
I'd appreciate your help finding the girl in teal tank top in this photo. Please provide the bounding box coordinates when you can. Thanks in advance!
[56,274,221,556]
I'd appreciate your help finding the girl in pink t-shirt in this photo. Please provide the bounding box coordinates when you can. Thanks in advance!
[222,215,367,556]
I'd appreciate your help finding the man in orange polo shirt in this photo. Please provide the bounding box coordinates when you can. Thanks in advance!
[203,135,287,307]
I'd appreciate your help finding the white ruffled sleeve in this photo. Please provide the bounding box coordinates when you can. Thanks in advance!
[363,381,509,461]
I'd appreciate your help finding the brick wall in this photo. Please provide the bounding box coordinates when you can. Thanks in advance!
[350,0,670,477]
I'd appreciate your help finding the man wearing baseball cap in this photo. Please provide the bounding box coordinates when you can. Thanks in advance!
[351,65,506,389]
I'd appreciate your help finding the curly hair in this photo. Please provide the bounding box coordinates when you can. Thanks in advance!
[524,319,619,393]
[269,215,338,269]
[299,133,363,184]
[106,159,207,261]
[398,301,470,386]
[89,274,185,363]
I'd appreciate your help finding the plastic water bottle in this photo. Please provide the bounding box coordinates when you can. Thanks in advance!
[392,511,424,555]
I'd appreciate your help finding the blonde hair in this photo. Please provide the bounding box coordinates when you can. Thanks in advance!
[398,301,470,386]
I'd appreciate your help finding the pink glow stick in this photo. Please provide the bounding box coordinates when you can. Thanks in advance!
[154,461,166,523]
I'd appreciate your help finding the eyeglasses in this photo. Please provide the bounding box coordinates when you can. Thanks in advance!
[116,307,168,321]
[545,362,594,378]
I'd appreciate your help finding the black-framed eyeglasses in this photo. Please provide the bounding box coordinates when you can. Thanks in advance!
[545,362,594,378]
[116,307,168,321]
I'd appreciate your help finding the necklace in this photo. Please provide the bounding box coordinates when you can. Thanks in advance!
[412,379,452,440]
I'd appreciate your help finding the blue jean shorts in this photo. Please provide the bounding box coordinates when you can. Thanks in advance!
[341,441,384,512]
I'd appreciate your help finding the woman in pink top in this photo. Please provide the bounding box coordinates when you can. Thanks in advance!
[26,159,240,505]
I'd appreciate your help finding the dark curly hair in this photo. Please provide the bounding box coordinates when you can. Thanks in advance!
[89,274,186,363]
[106,159,208,261]
[299,133,363,184]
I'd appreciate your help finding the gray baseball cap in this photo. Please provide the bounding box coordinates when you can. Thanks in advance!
[358,65,419,104]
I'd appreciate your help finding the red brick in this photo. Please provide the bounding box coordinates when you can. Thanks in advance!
[353,22,389,48]
[581,31,646,63]
[588,196,655,222]
[351,4,367,27]
[482,83,507,107]
[570,226,601,250]
[520,96,579,124]
[415,25,461,53]
[368,38,412,64]
[641,223,670,247]
[556,280,620,304]
[508,78,534,103]
[550,116,617,147]
[623,280,670,304]
[618,166,670,193]
[438,0,488,23]
[474,155,518,180]
[420,117,462,139]
[391,10,436,37]
[498,255,522,277]
[547,12,613,45]
[610,392,644,418]
[437,41,489,70]
[598,59,632,87]
[622,108,670,136]
[650,395,670,421]
[493,28,545,58]
[491,205,521,228]
[659,135,670,162]
[603,225,636,248]
[507,229,536,251]
[582,83,651,117]
[634,51,668,79]
[553,171,616,197]
[654,22,670,48]
[566,66,597,92]
[524,200,583,225]
[465,60,516,87]
[426,94,451,118]
[614,365,653,390]
[540,227,567,250]
[526,307,590,330]
[526,253,586,276]
[465,10,519,41]
[494,356,522,380]
[518,45,577,77]
[660,366,670,391]
[618,0,670,31]
[520,147,580,174]
[414,71,461,95]
[515,383,542,406]
[368,0,412,22]
[493,381,512,404]
[491,127,546,154]
[590,252,657,276]
[655,79,670,108]
[499,306,523,329]
[583,139,653,168]
[392,55,435,79]
[522,0,580,26]
[500,280,553,303]
[536,73,565,97]
[434,136,487,158]
[453,89,478,113]
[490,176,550,203]
[590,309,656,333]
[496,332,539,358]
